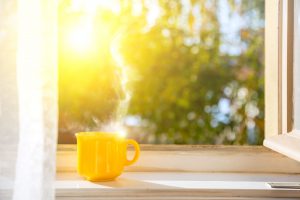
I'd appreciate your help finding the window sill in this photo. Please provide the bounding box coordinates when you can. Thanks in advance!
[56,172,300,199]
[57,144,300,173]
[55,145,300,199]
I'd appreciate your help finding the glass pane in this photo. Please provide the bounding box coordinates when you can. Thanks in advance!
[58,0,265,145]
[294,0,300,130]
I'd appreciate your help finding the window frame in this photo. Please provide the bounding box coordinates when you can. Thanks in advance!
[263,0,300,162]
[56,0,300,173]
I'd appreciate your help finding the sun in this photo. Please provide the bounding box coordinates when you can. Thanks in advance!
[67,24,93,53]
[65,0,121,53]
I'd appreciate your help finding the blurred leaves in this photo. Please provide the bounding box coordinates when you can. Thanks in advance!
[58,0,264,145]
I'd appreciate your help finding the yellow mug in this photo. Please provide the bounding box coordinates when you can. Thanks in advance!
[76,132,140,181]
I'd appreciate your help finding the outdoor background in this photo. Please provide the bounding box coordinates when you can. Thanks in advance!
[58,0,265,145]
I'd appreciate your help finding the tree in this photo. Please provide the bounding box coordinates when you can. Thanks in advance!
[58,0,264,145]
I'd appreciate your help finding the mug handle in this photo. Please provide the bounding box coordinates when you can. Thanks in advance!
[125,139,140,166]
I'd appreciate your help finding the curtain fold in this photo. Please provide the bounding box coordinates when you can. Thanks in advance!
[0,1,19,199]
[0,0,58,199]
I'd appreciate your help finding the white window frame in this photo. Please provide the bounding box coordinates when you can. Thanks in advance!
[263,0,300,162]
[56,0,300,174]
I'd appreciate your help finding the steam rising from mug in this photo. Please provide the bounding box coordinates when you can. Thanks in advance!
[95,25,133,136]
[110,26,131,124]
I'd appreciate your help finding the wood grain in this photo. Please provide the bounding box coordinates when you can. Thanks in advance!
[265,0,280,138]
[56,188,300,199]
[57,144,300,173]
[54,172,300,200]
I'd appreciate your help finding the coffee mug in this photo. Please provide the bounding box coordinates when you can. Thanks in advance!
[76,132,140,181]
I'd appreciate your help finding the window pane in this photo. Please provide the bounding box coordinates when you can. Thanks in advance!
[58,0,265,145]
[294,0,300,130]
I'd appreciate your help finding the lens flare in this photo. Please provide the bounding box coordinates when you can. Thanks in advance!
[118,129,127,138]
[68,27,92,52]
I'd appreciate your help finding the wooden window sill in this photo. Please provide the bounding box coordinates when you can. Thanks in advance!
[56,145,300,199]
[56,172,300,199]
[57,144,300,173]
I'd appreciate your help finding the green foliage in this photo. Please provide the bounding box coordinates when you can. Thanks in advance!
[58,0,264,145]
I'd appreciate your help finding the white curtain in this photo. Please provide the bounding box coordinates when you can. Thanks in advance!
[0,0,58,199]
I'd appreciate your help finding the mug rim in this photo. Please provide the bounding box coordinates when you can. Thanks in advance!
[75,131,120,138]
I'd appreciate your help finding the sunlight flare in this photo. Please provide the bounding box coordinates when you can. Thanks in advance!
[68,25,93,52]
[118,129,127,138]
